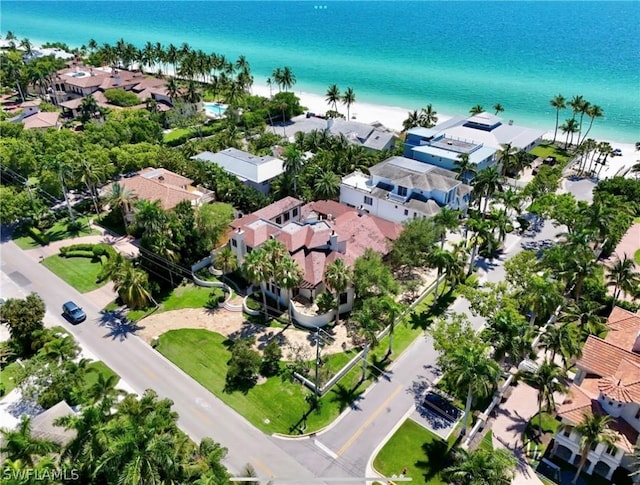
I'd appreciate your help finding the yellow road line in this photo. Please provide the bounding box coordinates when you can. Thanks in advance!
[191,406,212,425]
[252,458,274,477]
[337,384,402,457]
[142,366,158,381]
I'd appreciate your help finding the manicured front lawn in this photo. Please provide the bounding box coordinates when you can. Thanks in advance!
[524,412,560,465]
[374,419,451,485]
[13,216,98,249]
[0,361,23,395]
[125,284,225,321]
[41,254,105,293]
[163,128,192,143]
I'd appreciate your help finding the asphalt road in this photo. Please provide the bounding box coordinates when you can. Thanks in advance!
[0,178,592,485]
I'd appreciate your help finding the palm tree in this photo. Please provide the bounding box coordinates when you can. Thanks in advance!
[242,249,271,318]
[148,230,180,287]
[280,66,296,91]
[0,416,59,466]
[446,341,500,436]
[521,273,563,325]
[427,248,456,298]
[497,188,522,217]
[560,299,607,339]
[560,117,579,150]
[113,262,154,310]
[444,447,516,485]
[454,152,476,182]
[324,258,351,326]
[105,182,136,234]
[493,103,504,115]
[607,255,640,307]
[277,257,303,322]
[86,371,123,405]
[342,87,356,120]
[572,414,616,484]
[325,84,341,113]
[538,322,582,367]
[283,145,304,196]
[80,95,99,123]
[519,359,567,432]
[313,169,340,200]
[419,103,438,127]
[497,143,518,176]
[135,199,166,236]
[469,104,485,115]
[473,166,504,214]
[579,104,603,146]
[262,239,289,311]
[550,94,566,144]
[77,157,109,214]
[402,110,421,132]
[433,207,460,249]
[41,335,78,365]
[215,246,238,278]
[352,304,381,381]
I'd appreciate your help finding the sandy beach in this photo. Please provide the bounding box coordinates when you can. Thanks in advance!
[251,79,638,180]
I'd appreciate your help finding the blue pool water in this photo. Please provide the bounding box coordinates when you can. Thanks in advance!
[203,102,227,117]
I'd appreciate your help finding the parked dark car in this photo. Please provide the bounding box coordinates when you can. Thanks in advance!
[62,301,86,324]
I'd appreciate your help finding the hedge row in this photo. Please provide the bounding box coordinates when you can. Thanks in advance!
[28,227,50,245]
[59,243,118,259]
[63,250,96,258]
[164,125,221,147]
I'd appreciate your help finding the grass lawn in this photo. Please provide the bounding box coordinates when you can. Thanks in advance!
[530,143,572,165]
[126,284,225,321]
[84,360,119,390]
[163,128,193,144]
[635,249,640,265]
[42,254,105,293]
[524,412,560,465]
[0,361,23,395]
[13,215,98,249]
[479,429,493,451]
[373,419,452,485]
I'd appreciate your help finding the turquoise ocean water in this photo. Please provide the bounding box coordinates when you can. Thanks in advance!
[1,1,639,142]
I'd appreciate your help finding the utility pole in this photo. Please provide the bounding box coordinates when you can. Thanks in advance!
[314,327,320,398]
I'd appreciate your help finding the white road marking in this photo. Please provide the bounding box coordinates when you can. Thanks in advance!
[314,439,338,460]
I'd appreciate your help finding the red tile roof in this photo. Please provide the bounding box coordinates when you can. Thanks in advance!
[577,335,640,378]
[558,384,638,452]
[605,307,640,350]
[597,359,640,403]
[23,112,59,130]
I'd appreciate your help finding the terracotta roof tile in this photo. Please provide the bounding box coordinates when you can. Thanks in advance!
[576,335,640,378]
[558,384,639,452]
[254,196,303,221]
[598,359,640,402]
[23,112,59,129]
[605,307,640,350]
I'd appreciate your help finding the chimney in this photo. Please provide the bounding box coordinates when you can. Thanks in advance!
[357,205,365,217]
[233,228,246,262]
[329,230,338,251]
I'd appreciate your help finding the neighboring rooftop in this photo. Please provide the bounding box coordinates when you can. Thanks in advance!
[30,401,76,446]
[192,148,284,184]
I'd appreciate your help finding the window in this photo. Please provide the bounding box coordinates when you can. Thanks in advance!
[276,216,282,224]
[404,209,409,216]
[364,196,373,206]
[284,212,290,222]
[293,208,299,217]
[605,444,617,456]
[562,427,571,437]
[590,442,597,451]
[231,239,237,247]
[398,186,408,197]
[339,292,348,305]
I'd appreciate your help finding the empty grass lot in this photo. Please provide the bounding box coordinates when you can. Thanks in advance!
[42,254,105,293]
[123,284,225,321]
[13,216,98,249]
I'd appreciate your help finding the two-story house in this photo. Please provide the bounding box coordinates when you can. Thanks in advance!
[404,112,544,174]
[552,307,640,481]
[228,197,402,327]
[339,156,471,223]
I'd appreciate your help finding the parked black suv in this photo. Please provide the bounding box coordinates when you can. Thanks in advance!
[62,301,86,324]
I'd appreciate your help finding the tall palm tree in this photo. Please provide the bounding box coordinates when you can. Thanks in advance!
[324,258,351,326]
[579,104,603,146]
[419,103,438,127]
[313,169,340,200]
[77,157,109,214]
[402,110,421,132]
[215,246,238,278]
[497,188,522,217]
[607,255,640,307]
[135,199,166,236]
[497,143,518,176]
[521,273,563,325]
[105,182,136,234]
[549,94,566,144]
[277,257,303,322]
[242,249,271,318]
[469,104,485,115]
[446,341,500,436]
[342,87,356,120]
[427,248,456,298]
[473,166,504,214]
[283,145,304,196]
[538,322,582,367]
[454,152,476,182]
[560,298,607,339]
[560,117,579,150]
[493,103,504,115]
[80,95,99,123]
[325,84,341,113]
[519,359,567,432]
[433,207,460,249]
[572,414,616,484]
[352,304,381,381]
[0,416,59,466]
[280,66,296,91]
[262,239,289,311]
[40,335,78,365]
[113,262,154,310]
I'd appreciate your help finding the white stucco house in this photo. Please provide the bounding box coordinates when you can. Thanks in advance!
[404,112,544,173]
[339,156,471,223]
[552,307,640,482]
[192,148,285,194]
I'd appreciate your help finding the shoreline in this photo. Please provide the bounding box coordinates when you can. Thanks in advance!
[251,79,638,180]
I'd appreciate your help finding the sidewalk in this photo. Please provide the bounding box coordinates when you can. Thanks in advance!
[491,382,544,485]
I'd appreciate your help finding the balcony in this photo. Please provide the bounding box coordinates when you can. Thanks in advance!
[387,192,407,203]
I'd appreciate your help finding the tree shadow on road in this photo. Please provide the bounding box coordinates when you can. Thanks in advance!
[328,382,364,412]
[98,309,143,341]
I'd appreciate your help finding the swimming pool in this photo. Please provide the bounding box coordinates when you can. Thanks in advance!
[203,102,227,117]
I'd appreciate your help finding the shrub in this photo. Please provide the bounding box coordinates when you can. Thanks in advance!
[92,244,117,259]
[28,226,49,245]
[59,243,96,254]
[61,250,96,258]
[225,339,261,392]
[104,88,141,107]
[260,338,282,377]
